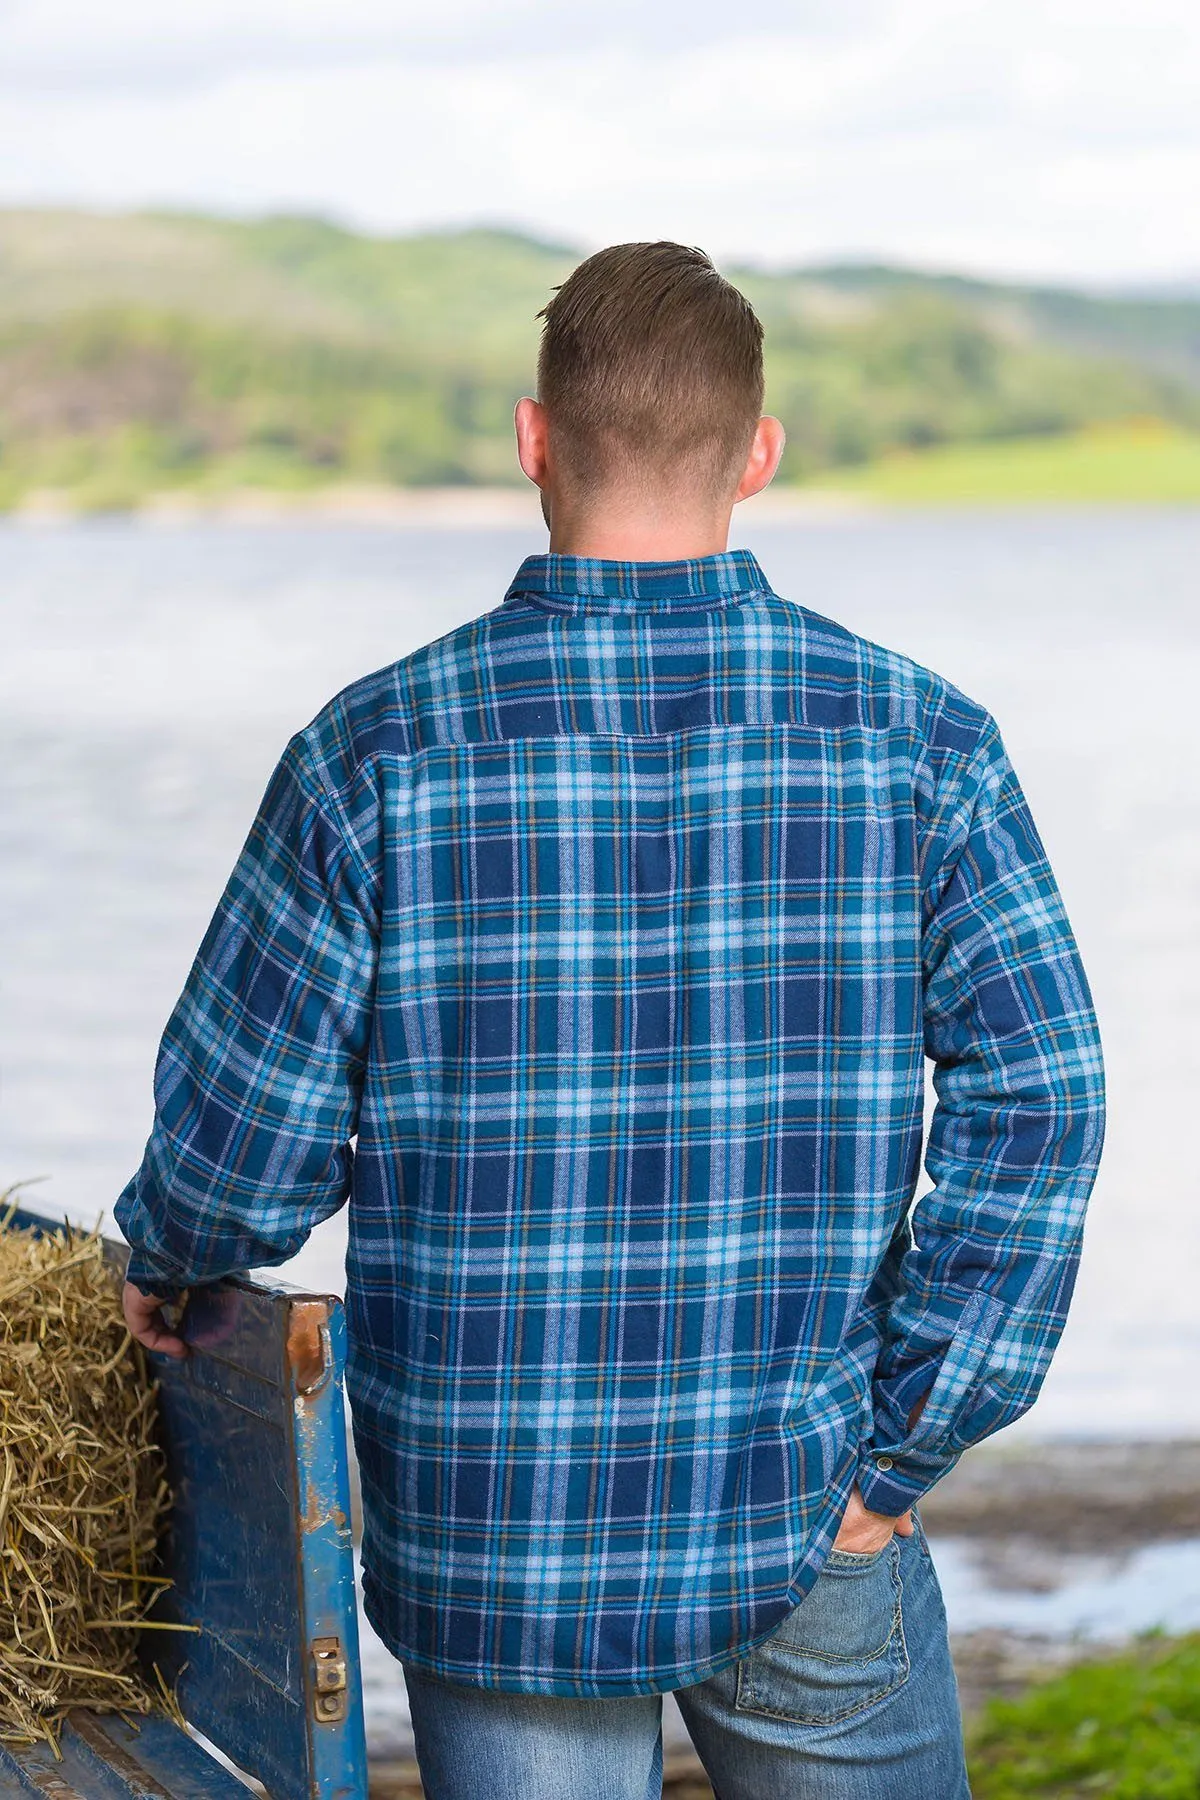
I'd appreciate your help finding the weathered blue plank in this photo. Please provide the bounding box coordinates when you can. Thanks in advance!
[290,1299,368,1800]
[0,1712,257,1799]
[0,1729,132,1800]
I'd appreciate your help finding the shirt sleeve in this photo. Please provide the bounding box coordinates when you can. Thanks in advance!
[114,730,379,1303]
[855,712,1106,1516]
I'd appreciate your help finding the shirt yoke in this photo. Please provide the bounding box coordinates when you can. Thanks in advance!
[298,587,995,827]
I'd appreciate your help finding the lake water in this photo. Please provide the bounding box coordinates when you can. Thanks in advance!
[3,506,1199,1751]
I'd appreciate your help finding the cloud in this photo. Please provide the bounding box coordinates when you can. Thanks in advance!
[0,0,881,94]
[1,0,1197,282]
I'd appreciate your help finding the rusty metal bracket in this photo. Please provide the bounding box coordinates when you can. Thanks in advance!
[310,1635,348,1724]
[287,1297,333,1395]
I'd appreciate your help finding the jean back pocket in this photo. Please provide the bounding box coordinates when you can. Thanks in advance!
[735,1538,910,1727]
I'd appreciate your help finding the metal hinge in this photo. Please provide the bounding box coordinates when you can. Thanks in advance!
[310,1635,348,1723]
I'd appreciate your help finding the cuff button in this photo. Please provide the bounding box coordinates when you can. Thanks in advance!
[875,1454,894,1470]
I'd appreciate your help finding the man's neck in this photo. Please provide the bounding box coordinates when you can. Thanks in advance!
[547,498,733,562]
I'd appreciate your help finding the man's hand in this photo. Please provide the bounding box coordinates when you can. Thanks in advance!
[833,1388,927,1553]
[122,1281,188,1359]
[833,1483,913,1553]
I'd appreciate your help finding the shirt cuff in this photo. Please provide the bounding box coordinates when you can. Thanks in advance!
[854,1438,959,1517]
[124,1253,187,1306]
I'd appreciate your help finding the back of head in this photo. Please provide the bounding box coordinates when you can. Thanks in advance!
[537,241,765,502]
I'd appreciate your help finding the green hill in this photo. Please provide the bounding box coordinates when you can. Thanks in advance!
[2,208,1199,509]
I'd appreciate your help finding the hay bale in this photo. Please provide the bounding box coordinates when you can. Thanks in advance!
[0,1189,184,1751]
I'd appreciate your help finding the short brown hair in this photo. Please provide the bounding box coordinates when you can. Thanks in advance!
[536,241,764,495]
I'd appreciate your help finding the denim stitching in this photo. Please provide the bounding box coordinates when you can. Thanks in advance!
[734,1539,912,1725]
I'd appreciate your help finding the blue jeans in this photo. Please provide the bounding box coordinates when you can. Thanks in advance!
[401,1508,971,1798]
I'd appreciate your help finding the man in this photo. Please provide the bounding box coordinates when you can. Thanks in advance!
[117,242,1105,1799]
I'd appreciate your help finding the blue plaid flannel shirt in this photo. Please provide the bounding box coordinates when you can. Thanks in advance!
[116,548,1105,1695]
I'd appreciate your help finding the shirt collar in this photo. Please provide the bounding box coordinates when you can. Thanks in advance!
[503,549,770,616]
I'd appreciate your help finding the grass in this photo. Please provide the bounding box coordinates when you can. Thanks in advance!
[967,1632,1200,1798]
[804,420,1200,505]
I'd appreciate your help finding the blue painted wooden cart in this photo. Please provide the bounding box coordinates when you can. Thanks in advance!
[0,1206,370,1800]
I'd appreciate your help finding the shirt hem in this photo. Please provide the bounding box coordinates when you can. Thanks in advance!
[361,1438,864,1699]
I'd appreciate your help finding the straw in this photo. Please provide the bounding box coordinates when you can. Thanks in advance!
[0,1187,189,1752]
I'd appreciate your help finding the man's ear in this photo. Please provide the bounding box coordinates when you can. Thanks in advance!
[735,416,787,504]
[515,397,551,490]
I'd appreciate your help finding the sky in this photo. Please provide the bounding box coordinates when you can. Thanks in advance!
[2,0,1198,286]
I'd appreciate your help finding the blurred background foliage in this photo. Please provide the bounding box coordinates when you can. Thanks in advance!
[2,208,1200,510]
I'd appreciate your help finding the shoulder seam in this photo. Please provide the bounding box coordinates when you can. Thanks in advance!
[920,712,1005,917]
[291,728,381,921]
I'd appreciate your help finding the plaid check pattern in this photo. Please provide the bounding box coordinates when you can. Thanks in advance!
[116,548,1105,1695]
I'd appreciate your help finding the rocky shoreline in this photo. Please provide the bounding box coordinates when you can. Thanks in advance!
[917,1437,1200,1557]
[915,1437,1200,1718]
